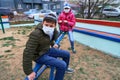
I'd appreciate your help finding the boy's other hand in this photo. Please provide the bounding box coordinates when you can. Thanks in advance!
[53,44,58,48]
[28,72,36,80]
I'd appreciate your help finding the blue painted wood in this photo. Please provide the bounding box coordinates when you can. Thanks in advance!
[73,28,120,43]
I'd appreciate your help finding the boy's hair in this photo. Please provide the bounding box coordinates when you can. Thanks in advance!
[43,13,57,25]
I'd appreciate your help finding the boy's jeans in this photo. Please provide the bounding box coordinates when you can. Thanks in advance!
[36,48,70,80]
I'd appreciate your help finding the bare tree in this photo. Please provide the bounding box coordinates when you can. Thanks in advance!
[76,0,114,19]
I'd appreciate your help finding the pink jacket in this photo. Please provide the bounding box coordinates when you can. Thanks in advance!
[58,10,76,31]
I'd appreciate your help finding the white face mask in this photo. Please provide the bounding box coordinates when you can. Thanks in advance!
[64,8,70,13]
[42,25,55,40]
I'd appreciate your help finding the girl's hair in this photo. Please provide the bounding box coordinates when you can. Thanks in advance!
[43,13,57,25]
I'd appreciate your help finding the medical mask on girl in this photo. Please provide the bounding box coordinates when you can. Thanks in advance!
[42,25,55,40]
[64,8,70,13]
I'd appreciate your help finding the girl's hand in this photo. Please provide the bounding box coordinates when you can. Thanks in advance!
[63,20,68,23]
[59,20,62,23]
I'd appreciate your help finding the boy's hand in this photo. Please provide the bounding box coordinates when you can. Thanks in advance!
[53,44,58,48]
[28,72,36,80]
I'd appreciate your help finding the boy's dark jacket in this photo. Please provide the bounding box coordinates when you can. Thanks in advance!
[23,23,58,75]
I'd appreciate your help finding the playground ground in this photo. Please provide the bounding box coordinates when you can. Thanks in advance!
[0,26,120,80]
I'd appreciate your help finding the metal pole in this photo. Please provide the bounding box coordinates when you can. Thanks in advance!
[0,15,5,33]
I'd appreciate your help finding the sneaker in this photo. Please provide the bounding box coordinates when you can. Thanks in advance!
[65,68,74,74]
[72,48,76,53]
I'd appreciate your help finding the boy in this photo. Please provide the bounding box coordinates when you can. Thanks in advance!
[23,13,73,80]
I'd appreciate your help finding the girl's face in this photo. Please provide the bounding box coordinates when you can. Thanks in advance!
[64,8,70,13]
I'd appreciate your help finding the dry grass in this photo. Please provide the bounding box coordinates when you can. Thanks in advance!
[0,27,120,80]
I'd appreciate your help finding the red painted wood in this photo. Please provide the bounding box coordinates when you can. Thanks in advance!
[76,18,120,28]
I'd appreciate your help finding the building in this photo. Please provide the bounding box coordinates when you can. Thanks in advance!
[0,0,16,9]
[22,0,64,14]
[0,0,26,12]
[0,0,64,14]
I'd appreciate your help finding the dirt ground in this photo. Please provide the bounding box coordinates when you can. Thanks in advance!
[0,27,120,80]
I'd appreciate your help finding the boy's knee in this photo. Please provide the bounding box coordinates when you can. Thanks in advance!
[57,61,67,70]
[66,51,70,57]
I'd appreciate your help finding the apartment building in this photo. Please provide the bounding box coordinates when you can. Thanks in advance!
[0,0,64,14]
[0,0,26,11]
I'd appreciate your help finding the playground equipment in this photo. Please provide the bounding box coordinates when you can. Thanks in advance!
[0,15,5,33]
[74,18,120,58]
[25,63,55,80]
[0,15,10,33]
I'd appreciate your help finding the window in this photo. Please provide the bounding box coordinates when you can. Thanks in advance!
[18,4,22,9]
[42,0,50,1]
[43,4,48,9]
[51,4,60,10]
[56,4,60,9]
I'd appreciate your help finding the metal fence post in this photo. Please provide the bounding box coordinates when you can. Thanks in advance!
[0,15,5,33]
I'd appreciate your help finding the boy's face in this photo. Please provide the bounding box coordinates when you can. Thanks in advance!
[43,21,56,28]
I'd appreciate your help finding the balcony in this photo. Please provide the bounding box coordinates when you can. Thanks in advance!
[22,0,42,3]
